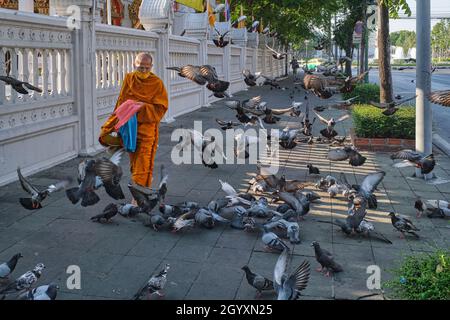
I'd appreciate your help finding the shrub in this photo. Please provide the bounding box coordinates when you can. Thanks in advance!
[352,104,415,139]
[342,83,380,104]
[384,249,450,300]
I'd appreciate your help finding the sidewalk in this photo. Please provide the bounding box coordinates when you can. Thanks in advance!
[0,77,449,300]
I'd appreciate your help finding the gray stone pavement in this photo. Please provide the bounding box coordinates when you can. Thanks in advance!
[0,76,449,300]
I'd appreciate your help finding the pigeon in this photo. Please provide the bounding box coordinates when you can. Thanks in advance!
[311,242,343,277]
[17,168,72,210]
[0,263,45,295]
[276,219,301,244]
[247,197,270,218]
[212,27,230,48]
[17,283,58,300]
[128,183,159,213]
[348,171,385,209]
[157,165,168,203]
[356,220,393,244]
[388,212,420,239]
[147,213,168,231]
[424,200,450,218]
[219,179,252,206]
[241,266,274,298]
[230,206,248,230]
[261,225,290,252]
[117,203,142,217]
[428,89,450,107]
[94,148,125,200]
[133,264,170,300]
[90,203,118,223]
[194,208,215,229]
[215,118,241,130]
[65,160,100,207]
[265,44,287,60]
[320,202,368,236]
[390,150,435,175]
[0,253,23,280]
[414,199,427,218]
[169,211,195,232]
[260,74,280,89]
[274,191,310,220]
[273,249,310,300]
[314,112,350,139]
[307,164,320,175]
[159,204,187,218]
[328,146,367,166]
[0,75,42,94]
[369,95,417,116]
[242,69,261,87]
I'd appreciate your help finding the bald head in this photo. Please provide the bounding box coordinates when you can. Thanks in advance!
[135,53,153,72]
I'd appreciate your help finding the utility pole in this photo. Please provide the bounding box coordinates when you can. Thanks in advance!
[415,0,432,170]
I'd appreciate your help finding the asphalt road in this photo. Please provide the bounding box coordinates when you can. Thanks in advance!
[368,68,450,145]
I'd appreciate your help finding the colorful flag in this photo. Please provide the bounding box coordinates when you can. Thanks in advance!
[225,0,231,21]
[207,1,216,27]
[175,0,204,12]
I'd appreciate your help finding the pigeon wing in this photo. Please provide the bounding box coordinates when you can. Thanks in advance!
[17,168,39,196]
[428,89,450,107]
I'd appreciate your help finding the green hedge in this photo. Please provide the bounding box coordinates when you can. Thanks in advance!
[352,104,415,139]
[384,249,450,300]
[342,83,380,104]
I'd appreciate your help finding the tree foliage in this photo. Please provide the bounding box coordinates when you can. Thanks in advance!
[390,30,416,56]
[431,19,450,60]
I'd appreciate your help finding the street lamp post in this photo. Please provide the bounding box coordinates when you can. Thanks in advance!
[415,0,432,178]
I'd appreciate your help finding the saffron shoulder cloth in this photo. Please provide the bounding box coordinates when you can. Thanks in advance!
[98,71,169,147]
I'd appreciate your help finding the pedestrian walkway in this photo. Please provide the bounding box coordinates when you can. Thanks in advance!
[1,77,449,300]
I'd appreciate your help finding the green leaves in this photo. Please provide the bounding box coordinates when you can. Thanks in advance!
[390,30,416,56]
[352,103,415,139]
[384,250,450,300]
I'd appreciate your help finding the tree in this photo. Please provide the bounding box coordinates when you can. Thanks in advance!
[390,30,416,57]
[431,19,450,61]
[377,0,411,104]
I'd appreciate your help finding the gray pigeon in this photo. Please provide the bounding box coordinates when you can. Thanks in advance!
[66,160,100,207]
[273,249,310,300]
[118,203,142,217]
[311,242,343,277]
[275,191,310,220]
[230,206,248,230]
[94,148,125,200]
[0,263,45,295]
[17,283,58,300]
[0,253,23,279]
[90,203,118,223]
[241,265,274,298]
[388,212,420,238]
[133,264,170,300]
[194,208,215,229]
[247,197,270,217]
[261,225,290,252]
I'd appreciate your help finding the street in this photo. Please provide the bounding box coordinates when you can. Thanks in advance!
[368,68,450,144]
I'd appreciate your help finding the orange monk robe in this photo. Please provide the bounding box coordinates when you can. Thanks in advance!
[99,71,169,187]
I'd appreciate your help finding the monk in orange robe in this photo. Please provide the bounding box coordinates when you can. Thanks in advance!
[99,53,168,192]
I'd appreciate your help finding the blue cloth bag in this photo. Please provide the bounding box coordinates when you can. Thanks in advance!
[119,114,137,152]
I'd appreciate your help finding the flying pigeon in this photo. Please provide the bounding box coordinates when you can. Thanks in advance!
[213,27,230,48]
[94,148,125,200]
[241,265,274,298]
[390,149,435,175]
[17,168,72,210]
[265,44,287,60]
[369,95,417,116]
[428,89,450,107]
[273,249,310,300]
[65,160,100,207]
[0,75,42,95]
[314,112,350,140]
[133,264,170,300]
[311,242,343,277]
[242,69,262,87]
[328,146,367,167]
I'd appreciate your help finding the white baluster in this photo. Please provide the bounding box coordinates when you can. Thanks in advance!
[111,51,117,88]
[107,51,112,88]
[95,51,101,89]
[0,49,5,104]
[32,49,39,101]
[65,50,71,96]
[20,49,30,102]
[101,51,107,89]
[117,51,123,84]
[60,50,66,96]
[10,49,19,103]
[51,49,58,97]
[42,49,49,99]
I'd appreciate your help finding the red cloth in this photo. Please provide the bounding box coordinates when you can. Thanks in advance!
[113,99,143,131]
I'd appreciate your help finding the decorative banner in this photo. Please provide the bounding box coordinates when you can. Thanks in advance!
[225,0,231,21]
[207,1,216,26]
[175,0,204,12]
[238,4,245,28]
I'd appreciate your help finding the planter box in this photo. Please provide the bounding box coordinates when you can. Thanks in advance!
[350,130,415,152]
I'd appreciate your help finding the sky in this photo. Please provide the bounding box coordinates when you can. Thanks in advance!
[389,0,450,32]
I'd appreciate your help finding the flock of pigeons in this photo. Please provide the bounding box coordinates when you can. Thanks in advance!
[2,58,450,300]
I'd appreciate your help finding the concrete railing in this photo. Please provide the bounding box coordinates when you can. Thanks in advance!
[0,8,287,186]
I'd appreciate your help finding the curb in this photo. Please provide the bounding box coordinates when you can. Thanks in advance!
[433,133,450,156]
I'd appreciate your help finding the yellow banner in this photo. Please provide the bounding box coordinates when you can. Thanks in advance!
[238,4,245,28]
[175,0,205,12]
[207,1,216,26]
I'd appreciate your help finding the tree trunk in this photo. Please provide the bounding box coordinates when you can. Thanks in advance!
[377,0,393,103]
